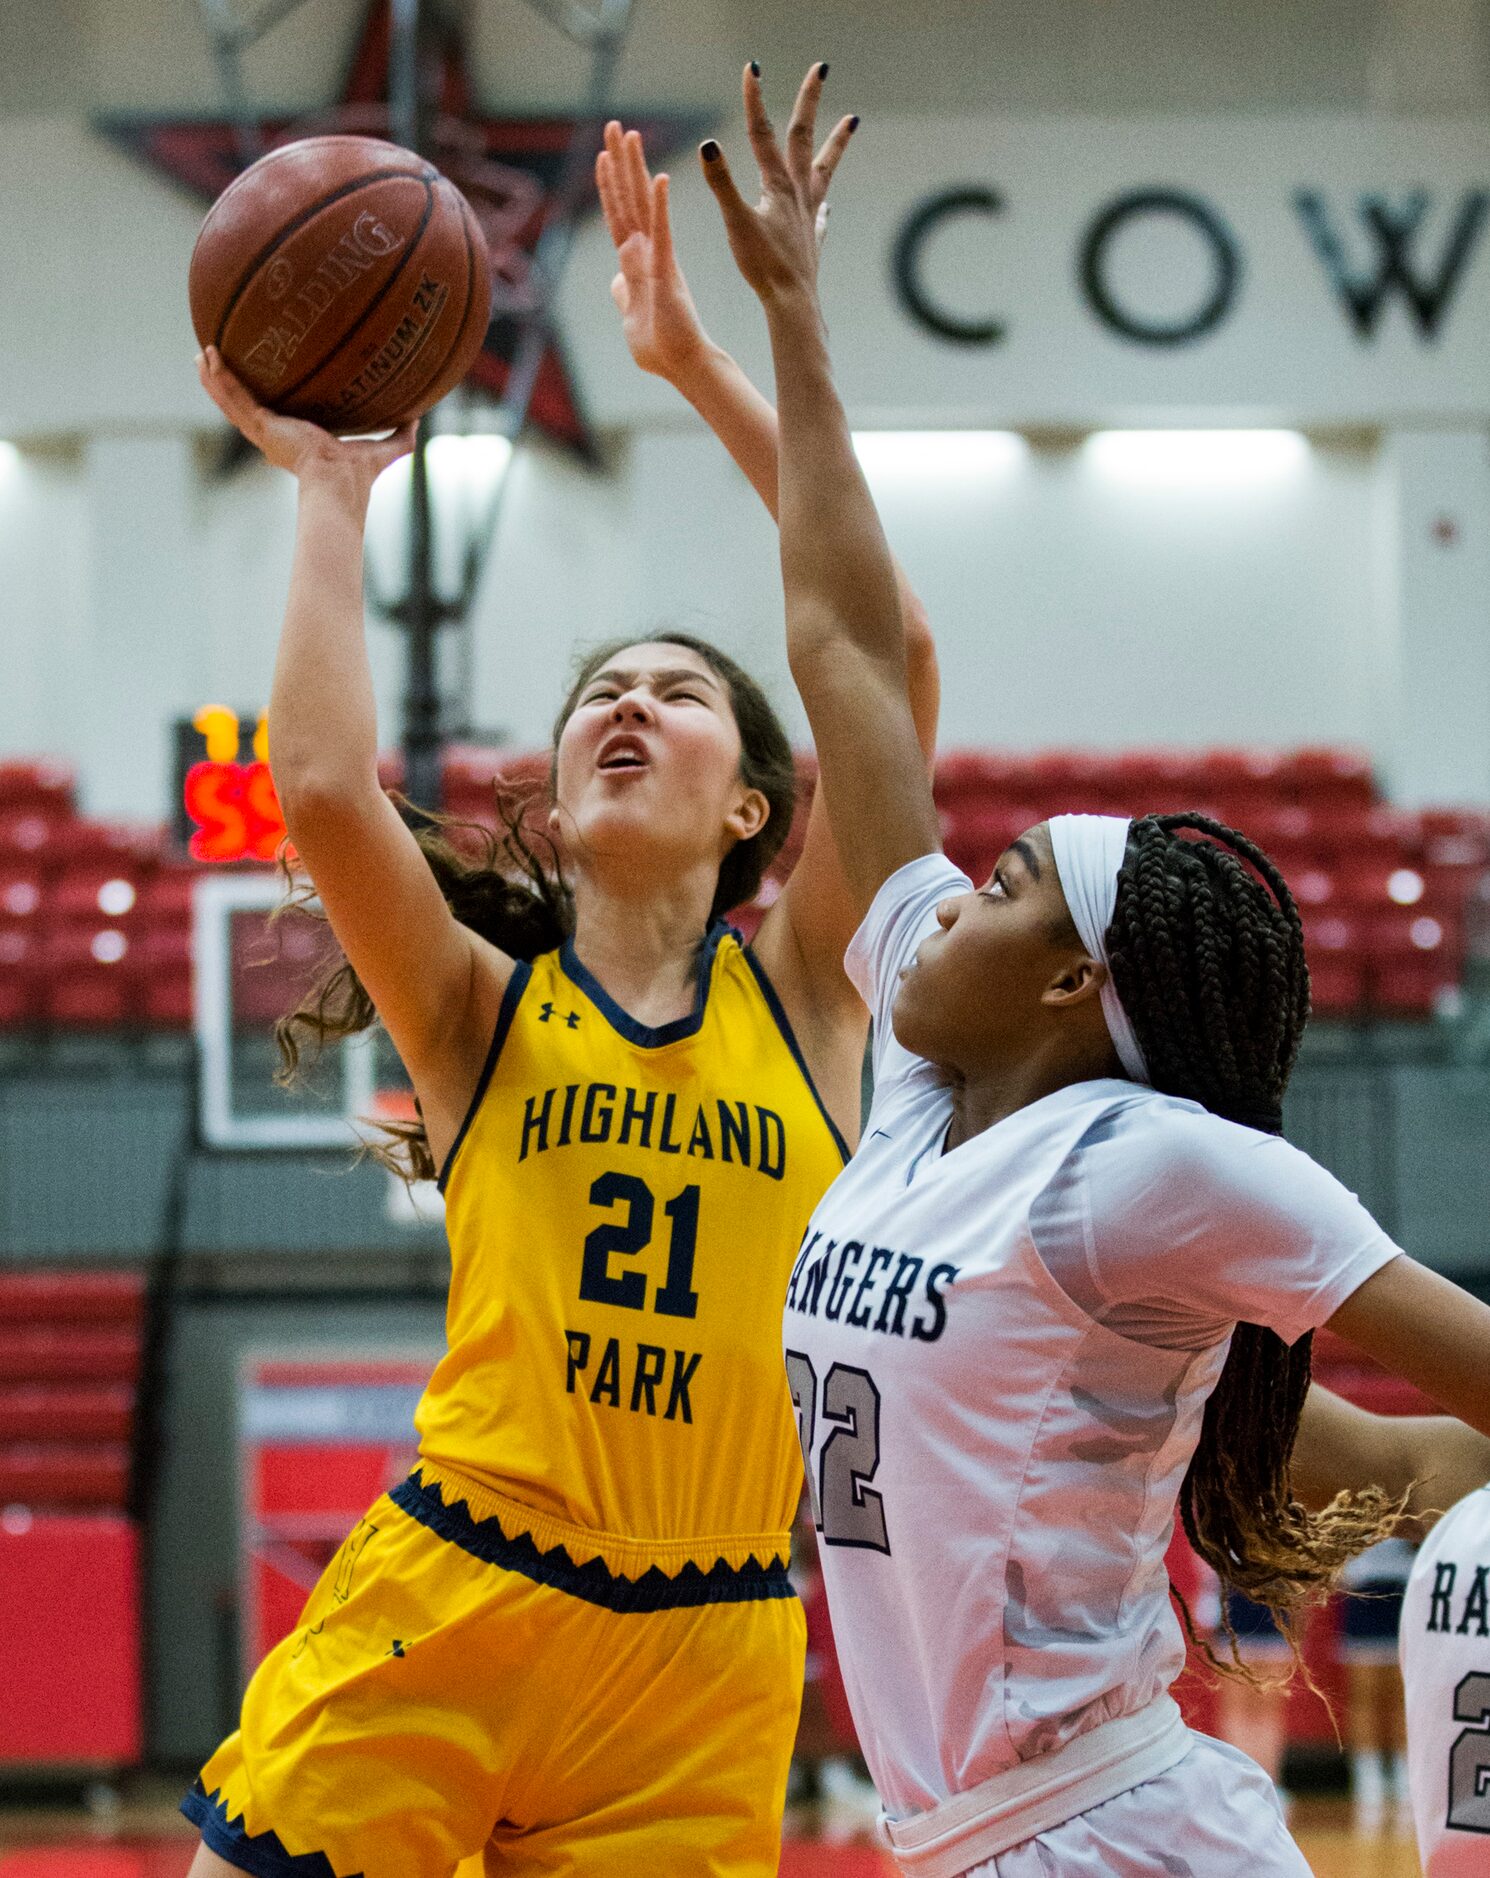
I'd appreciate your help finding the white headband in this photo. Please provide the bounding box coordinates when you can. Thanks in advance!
[1047,814,1150,1086]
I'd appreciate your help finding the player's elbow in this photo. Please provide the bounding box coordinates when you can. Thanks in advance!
[276,764,384,839]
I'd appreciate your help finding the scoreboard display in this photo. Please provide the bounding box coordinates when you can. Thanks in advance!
[173,705,287,862]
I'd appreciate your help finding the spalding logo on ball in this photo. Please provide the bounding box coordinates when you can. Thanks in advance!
[189,134,493,433]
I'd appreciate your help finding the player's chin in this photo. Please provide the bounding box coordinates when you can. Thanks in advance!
[889,968,955,1068]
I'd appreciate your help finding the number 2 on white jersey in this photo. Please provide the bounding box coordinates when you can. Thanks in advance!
[785,1350,891,1554]
[1449,1672,1490,1835]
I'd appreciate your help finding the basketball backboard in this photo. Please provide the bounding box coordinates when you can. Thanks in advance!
[193,870,376,1150]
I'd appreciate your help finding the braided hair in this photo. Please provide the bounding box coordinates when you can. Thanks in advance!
[1105,813,1403,1678]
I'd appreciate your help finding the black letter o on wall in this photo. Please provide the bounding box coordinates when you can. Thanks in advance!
[1079,189,1241,346]
[892,186,1006,346]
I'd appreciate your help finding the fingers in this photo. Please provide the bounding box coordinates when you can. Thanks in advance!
[811,113,858,203]
[698,138,754,241]
[595,138,628,250]
[783,61,828,185]
[377,421,418,470]
[621,128,653,238]
[197,346,261,434]
[741,63,790,188]
[649,173,676,280]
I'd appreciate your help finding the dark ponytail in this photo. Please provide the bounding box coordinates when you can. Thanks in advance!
[274,792,572,1182]
[1105,813,1404,1677]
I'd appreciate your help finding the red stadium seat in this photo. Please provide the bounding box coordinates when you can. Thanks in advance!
[1279,746,1377,807]
[0,1442,130,1510]
[0,1271,145,1323]
[0,809,65,862]
[1363,908,1464,1015]
[1305,954,1366,1015]
[0,760,75,815]
[0,1384,134,1443]
[50,864,149,927]
[47,821,162,869]
[0,867,44,921]
[933,750,1034,799]
[139,865,200,925]
[41,925,135,1027]
[0,924,42,1026]
[1301,912,1367,1013]
[0,1324,142,1385]
[133,923,193,1028]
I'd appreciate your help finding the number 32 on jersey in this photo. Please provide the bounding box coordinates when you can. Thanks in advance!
[786,1349,891,1555]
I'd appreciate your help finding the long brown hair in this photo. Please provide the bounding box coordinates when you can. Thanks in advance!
[1105,812,1405,1679]
[275,632,797,1181]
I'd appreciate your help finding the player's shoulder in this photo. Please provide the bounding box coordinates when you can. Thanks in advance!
[1065,1084,1327,1214]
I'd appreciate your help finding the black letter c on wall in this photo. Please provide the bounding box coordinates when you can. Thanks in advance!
[892,186,1006,346]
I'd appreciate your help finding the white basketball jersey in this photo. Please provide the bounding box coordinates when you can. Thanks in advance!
[1401,1484,1490,1874]
[786,853,1400,1822]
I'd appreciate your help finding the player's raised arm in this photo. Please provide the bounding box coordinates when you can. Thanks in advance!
[698,64,943,916]
[196,349,512,1156]
[595,120,940,762]
[598,114,940,1015]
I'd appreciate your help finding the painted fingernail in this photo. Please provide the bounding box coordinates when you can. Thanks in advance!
[818,61,830,80]
[749,60,760,77]
[848,114,860,131]
[701,140,720,161]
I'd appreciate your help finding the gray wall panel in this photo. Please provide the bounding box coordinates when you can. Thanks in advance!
[148,1294,447,1763]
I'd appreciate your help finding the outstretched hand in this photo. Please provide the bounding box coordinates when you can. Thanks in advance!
[596,122,710,382]
[699,62,856,310]
[195,347,416,492]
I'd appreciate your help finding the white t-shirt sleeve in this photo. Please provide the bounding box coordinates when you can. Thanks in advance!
[1034,1105,1403,1349]
[844,850,971,1091]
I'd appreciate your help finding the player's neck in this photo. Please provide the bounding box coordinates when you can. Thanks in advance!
[568,868,718,1027]
[943,1039,1114,1149]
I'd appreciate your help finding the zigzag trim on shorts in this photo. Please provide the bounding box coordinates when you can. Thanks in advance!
[180,1780,352,1878]
[389,1468,795,1612]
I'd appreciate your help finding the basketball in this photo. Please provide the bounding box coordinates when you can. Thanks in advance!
[188,134,492,433]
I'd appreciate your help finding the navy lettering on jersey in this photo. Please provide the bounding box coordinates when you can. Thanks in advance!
[784,1236,959,1343]
[824,1243,863,1321]
[1424,1555,1490,1636]
[847,1248,895,1328]
[1430,1561,1457,1631]
[518,1082,786,1179]
[1458,1565,1490,1638]
[911,1263,959,1341]
[874,1254,925,1336]
[563,1329,703,1422]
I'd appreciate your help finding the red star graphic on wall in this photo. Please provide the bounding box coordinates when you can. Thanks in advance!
[98,0,706,460]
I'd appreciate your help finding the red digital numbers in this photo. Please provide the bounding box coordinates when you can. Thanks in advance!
[183,760,287,863]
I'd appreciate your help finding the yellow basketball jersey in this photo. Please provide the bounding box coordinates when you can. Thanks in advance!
[416,923,848,1576]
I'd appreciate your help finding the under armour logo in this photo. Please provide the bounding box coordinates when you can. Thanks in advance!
[387,1639,405,1658]
[538,1001,580,1029]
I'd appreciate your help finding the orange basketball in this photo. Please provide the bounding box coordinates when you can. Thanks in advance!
[188,134,492,433]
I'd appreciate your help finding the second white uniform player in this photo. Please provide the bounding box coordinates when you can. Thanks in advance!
[1401,1484,1490,1875]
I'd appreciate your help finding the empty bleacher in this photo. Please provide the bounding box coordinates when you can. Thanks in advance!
[0,746,1486,1030]
[0,1269,146,1767]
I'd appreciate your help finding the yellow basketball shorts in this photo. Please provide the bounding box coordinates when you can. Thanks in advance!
[183,1467,805,1878]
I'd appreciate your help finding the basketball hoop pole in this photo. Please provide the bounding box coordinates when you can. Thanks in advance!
[388,0,447,814]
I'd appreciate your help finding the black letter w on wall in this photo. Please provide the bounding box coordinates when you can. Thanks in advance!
[1294,190,1490,340]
